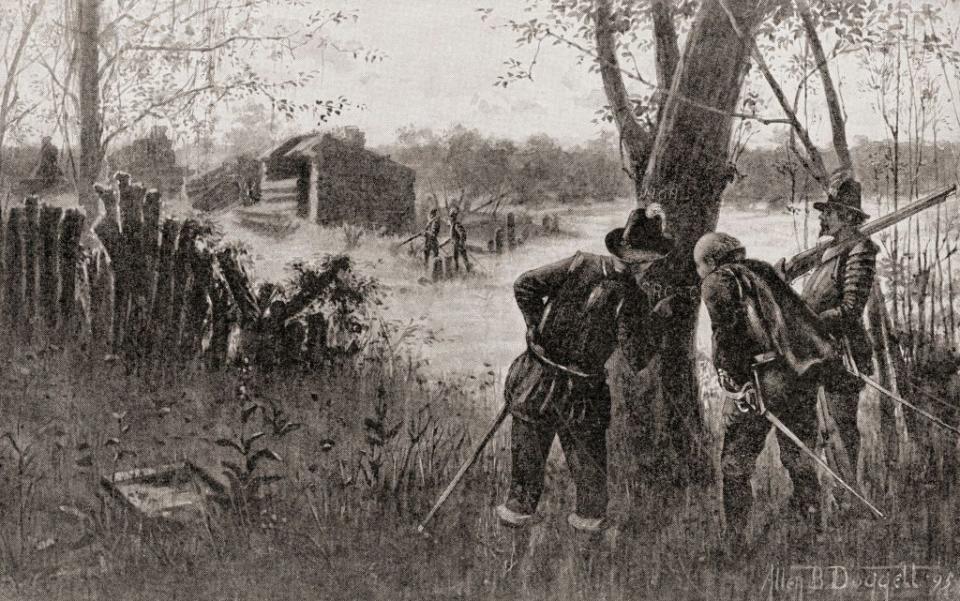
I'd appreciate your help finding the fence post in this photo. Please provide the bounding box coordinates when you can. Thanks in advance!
[59,210,85,337]
[208,271,237,370]
[169,219,199,360]
[23,197,39,336]
[94,183,123,350]
[150,218,179,363]
[217,247,260,327]
[143,189,162,306]
[5,207,24,336]
[116,173,147,356]
[39,205,63,330]
[183,246,214,361]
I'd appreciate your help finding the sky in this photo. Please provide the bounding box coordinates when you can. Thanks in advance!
[264,0,619,147]
[40,0,956,151]
[262,0,960,150]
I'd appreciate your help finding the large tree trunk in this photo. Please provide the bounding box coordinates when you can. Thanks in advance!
[77,0,102,220]
[603,0,768,492]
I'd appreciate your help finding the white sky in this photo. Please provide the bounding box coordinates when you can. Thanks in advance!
[271,0,960,149]
[262,0,618,147]
[68,0,960,150]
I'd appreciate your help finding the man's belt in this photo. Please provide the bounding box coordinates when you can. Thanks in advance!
[527,342,604,379]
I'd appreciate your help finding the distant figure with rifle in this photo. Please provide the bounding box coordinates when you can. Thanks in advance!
[696,232,869,557]
[423,208,442,270]
[448,208,470,273]
[784,172,878,483]
[496,207,685,533]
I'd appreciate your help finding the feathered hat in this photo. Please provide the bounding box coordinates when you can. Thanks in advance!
[605,203,674,262]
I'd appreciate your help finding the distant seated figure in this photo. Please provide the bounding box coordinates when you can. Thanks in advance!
[30,136,64,190]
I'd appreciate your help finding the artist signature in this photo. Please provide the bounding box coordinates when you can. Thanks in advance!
[760,563,960,599]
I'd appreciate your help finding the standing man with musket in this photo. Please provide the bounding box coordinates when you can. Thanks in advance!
[495,207,685,533]
[449,208,470,273]
[697,232,857,554]
[796,172,878,483]
[423,208,442,270]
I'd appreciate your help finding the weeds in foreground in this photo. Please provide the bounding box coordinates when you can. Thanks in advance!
[215,376,300,520]
[0,331,958,600]
[341,224,364,249]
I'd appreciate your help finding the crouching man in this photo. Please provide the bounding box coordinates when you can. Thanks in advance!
[696,232,843,553]
[496,207,684,533]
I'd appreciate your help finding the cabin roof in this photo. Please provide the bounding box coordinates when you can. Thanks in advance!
[258,133,411,176]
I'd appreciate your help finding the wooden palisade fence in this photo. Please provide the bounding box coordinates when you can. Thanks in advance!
[1,171,264,372]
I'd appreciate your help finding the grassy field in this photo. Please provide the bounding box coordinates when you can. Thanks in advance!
[216,199,816,377]
[1,198,959,600]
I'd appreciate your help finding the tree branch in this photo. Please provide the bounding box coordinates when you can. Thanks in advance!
[543,29,656,88]
[716,0,828,187]
[594,0,652,175]
[0,0,46,181]
[795,0,852,174]
[639,92,792,125]
[101,80,242,149]
[0,0,44,133]
[650,0,679,92]
[129,34,288,53]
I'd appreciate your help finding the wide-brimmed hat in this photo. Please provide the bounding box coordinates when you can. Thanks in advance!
[605,206,674,262]
[813,173,869,220]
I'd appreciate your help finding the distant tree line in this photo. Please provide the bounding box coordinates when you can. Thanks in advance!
[724,138,960,211]
[378,125,635,209]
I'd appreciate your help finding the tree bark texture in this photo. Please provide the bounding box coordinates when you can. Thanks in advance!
[650,0,680,102]
[603,0,768,490]
[23,197,40,333]
[77,0,103,220]
[39,205,63,329]
[595,0,652,179]
[5,208,25,332]
[59,210,85,336]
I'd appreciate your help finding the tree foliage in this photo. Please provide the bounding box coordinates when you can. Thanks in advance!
[383,125,633,207]
[27,0,380,200]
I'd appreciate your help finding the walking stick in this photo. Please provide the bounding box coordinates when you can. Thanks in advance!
[417,402,511,534]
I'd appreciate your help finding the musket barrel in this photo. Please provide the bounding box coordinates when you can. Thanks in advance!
[784,184,957,282]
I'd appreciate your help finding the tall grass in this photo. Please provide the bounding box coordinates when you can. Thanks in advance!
[2,309,960,600]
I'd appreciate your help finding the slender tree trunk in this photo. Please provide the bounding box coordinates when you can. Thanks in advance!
[77,0,102,220]
[796,0,851,172]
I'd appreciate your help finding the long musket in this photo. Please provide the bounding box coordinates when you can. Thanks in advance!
[395,231,424,248]
[783,184,957,282]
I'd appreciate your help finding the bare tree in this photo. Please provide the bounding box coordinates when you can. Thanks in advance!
[0,0,46,188]
[36,0,379,221]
